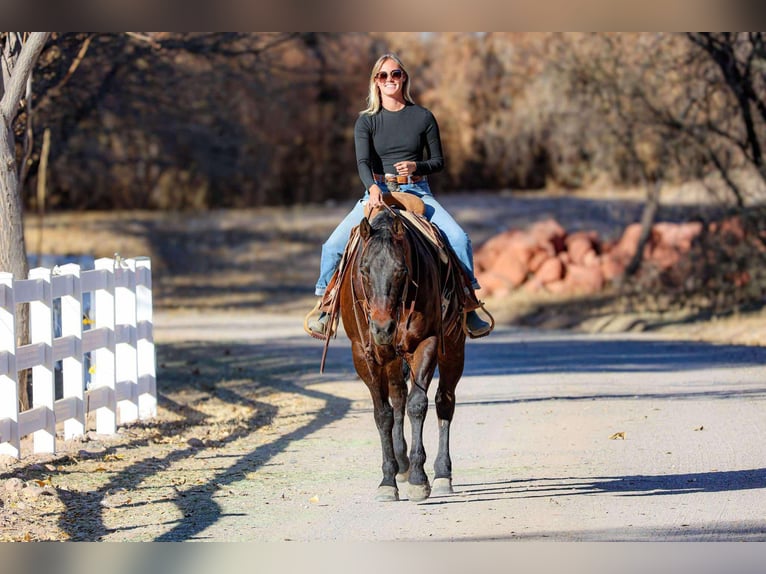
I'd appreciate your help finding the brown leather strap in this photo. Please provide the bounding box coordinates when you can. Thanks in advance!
[373,173,423,184]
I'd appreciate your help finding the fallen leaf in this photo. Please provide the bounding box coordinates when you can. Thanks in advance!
[609,431,626,440]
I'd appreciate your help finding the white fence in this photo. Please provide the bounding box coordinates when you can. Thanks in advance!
[0,256,156,459]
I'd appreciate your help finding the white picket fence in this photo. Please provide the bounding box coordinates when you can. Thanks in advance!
[0,256,156,459]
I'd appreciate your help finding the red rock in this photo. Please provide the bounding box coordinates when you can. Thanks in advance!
[544,279,568,294]
[488,249,528,287]
[533,256,564,284]
[528,248,551,273]
[582,249,600,268]
[649,244,681,270]
[475,230,520,272]
[567,234,596,264]
[601,253,626,281]
[614,223,644,257]
[565,263,604,294]
[528,218,567,253]
[677,221,703,251]
[476,271,515,298]
[523,278,545,293]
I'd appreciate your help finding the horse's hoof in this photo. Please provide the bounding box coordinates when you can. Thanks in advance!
[375,485,399,502]
[407,482,431,502]
[432,478,453,495]
[396,469,410,482]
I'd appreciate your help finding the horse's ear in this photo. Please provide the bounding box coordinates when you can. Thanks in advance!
[391,216,405,239]
[360,217,372,240]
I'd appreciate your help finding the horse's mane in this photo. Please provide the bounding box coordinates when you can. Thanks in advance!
[368,210,438,261]
[368,210,397,233]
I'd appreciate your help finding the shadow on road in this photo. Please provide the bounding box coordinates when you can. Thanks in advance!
[44,338,355,541]
[463,335,766,376]
[424,469,766,540]
[14,328,763,541]
[450,467,766,500]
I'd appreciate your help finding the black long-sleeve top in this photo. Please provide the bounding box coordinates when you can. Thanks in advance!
[354,103,445,191]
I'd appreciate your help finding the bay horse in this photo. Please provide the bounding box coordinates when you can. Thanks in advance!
[338,201,467,502]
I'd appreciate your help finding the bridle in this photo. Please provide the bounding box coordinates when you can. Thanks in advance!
[352,205,420,363]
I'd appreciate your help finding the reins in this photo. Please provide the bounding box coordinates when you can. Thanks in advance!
[352,204,419,364]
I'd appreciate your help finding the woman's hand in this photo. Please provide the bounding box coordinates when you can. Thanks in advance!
[368,184,384,208]
[394,161,417,177]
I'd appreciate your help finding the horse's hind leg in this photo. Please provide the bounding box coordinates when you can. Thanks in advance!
[433,346,465,495]
[432,388,455,495]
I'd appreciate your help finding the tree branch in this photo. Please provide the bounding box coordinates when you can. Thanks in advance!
[0,32,49,124]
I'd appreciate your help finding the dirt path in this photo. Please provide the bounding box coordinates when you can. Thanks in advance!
[2,191,766,541]
[18,310,764,542]
[152,312,766,542]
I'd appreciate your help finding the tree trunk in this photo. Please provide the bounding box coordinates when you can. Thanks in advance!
[625,179,661,277]
[0,32,50,410]
[0,124,28,279]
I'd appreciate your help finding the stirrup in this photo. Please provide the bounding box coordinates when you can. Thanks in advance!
[462,302,495,339]
[304,300,331,340]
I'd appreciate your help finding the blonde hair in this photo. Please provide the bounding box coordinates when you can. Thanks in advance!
[360,53,415,115]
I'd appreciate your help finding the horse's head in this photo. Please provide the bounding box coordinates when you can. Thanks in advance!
[358,212,410,346]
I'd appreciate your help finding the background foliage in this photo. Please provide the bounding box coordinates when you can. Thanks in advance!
[20,32,765,211]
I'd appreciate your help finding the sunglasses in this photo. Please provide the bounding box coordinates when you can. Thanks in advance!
[375,69,405,82]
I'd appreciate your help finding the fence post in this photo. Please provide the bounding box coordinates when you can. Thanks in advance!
[115,258,138,423]
[92,258,116,435]
[0,273,19,457]
[29,267,55,454]
[135,257,156,419]
[59,263,85,439]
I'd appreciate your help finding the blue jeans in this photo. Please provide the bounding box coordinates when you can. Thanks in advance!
[315,181,480,296]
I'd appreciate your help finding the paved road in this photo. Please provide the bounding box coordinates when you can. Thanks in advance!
[155,311,766,541]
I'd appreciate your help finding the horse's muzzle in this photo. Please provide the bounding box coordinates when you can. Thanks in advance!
[370,318,396,346]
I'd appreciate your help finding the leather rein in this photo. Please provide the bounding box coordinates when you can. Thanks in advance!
[351,204,422,362]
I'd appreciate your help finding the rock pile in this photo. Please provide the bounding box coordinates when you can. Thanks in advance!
[475,217,705,297]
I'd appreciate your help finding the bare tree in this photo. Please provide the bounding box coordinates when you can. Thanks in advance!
[0,33,50,276]
[0,32,50,410]
[682,33,766,206]
[551,33,683,276]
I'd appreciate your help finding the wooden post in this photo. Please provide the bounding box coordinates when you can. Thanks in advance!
[92,258,116,435]
[29,267,55,454]
[115,258,138,423]
[0,272,20,457]
[58,263,85,439]
[135,257,157,419]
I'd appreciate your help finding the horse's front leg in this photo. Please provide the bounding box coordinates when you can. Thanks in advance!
[405,336,439,502]
[388,358,410,483]
[353,347,399,501]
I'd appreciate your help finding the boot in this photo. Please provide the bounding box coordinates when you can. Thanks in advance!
[465,309,491,338]
[308,311,330,336]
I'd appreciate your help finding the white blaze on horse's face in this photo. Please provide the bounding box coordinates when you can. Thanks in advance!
[359,214,409,346]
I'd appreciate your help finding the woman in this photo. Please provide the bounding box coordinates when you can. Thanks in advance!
[309,53,491,338]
